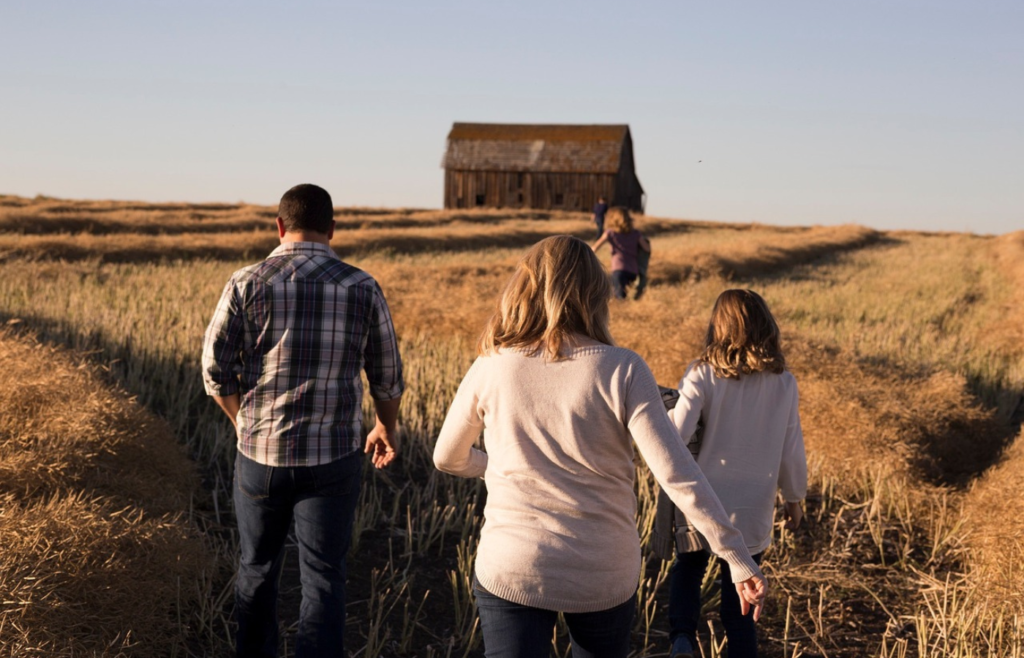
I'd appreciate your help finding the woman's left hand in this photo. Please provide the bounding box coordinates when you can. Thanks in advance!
[735,575,768,621]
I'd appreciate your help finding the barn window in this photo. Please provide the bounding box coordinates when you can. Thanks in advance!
[476,194,486,206]
[554,193,564,206]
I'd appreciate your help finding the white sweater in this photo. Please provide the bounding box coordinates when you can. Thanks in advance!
[433,342,762,613]
[671,362,807,555]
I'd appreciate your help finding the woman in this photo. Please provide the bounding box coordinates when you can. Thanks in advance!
[593,206,650,299]
[433,236,766,658]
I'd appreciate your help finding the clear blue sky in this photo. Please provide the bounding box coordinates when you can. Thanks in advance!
[2,1,1021,233]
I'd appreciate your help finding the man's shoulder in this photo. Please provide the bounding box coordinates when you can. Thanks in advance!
[232,253,378,289]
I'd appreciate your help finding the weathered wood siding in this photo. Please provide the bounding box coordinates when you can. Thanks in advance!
[445,171,618,211]
[442,123,644,212]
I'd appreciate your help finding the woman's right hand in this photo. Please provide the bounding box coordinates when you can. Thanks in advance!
[735,575,768,621]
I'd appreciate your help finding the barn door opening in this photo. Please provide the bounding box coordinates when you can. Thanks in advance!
[508,172,525,208]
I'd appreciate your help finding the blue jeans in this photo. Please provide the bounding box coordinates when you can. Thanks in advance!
[474,584,636,658]
[233,451,363,658]
[668,550,764,658]
[610,270,637,299]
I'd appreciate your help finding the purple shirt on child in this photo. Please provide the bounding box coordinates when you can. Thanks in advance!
[607,230,641,274]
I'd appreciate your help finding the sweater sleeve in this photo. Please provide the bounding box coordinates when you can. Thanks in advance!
[433,359,488,478]
[625,356,763,584]
[670,364,705,446]
[778,378,808,503]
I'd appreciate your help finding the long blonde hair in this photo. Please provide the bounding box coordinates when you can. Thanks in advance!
[479,235,614,360]
[700,289,786,379]
[605,206,635,234]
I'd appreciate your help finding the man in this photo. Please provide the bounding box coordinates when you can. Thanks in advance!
[202,183,404,657]
[593,196,609,240]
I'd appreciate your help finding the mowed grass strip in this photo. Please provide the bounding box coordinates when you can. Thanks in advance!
[0,328,223,657]
[961,231,1024,616]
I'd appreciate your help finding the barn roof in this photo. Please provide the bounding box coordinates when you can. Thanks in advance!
[444,123,630,173]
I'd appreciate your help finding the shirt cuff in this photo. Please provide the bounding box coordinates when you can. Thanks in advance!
[370,382,405,401]
[204,379,239,397]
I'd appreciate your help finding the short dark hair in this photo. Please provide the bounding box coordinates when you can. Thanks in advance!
[278,184,334,234]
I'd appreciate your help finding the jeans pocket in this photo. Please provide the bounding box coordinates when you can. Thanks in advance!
[235,453,272,500]
[310,452,363,497]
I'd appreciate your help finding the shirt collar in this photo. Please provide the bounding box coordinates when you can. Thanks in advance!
[268,241,341,261]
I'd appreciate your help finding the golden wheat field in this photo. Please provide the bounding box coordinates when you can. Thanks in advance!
[0,193,1021,658]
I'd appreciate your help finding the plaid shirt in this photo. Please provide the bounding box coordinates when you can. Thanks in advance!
[202,242,404,467]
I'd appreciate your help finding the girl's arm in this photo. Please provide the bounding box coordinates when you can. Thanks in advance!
[433,362,488,478]
[778,380,807,507]
[592,232,609,252]
[671,364,705,448]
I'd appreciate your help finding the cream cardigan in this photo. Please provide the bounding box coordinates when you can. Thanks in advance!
[433,342,762,613]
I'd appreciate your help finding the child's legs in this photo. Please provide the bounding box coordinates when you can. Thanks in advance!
[610,270,637,299]
[717,552,763,658]
[668,550,711,645]
[634,273,647,299]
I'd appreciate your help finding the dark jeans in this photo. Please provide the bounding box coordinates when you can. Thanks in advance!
[233,451,363,658]
[610,270,637,299]
[668,550,764,658]
[474,585,636,658]
[595,217,605,240]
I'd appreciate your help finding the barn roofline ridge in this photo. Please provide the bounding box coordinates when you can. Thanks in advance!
[448,122,630,142]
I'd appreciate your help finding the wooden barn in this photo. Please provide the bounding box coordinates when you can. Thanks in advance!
[442,123,645,212]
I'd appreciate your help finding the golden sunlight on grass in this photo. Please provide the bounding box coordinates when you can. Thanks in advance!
[0,194,1020,656]
[0,328,223,656]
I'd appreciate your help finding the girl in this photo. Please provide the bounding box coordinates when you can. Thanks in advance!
[433,237,766,658]
[666,289,807,658]
[592,206,650,300]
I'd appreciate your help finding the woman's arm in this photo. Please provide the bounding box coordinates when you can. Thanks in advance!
[433,362,488,478]
[625,358,766,592]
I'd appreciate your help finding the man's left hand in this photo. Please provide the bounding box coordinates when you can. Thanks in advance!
[365,421,398,469]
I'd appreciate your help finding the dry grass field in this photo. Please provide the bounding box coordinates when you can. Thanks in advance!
[0,193,1021,657]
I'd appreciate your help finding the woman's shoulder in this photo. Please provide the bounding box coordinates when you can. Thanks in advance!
[574,344,651,374]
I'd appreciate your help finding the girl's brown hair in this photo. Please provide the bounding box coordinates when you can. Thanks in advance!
[605,206,635,234]
[700,289,786,379]
[479,235,614,360]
